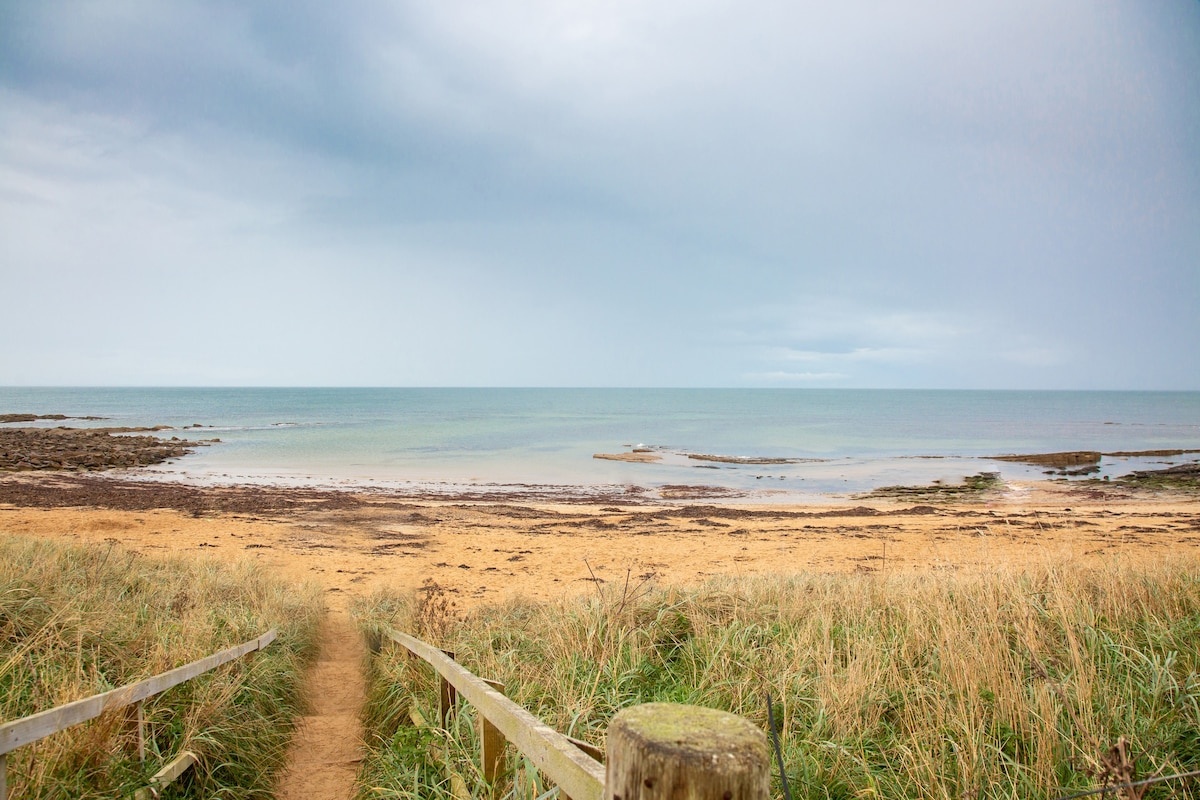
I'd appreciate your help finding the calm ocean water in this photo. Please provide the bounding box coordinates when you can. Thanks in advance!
[2,388,1198,499]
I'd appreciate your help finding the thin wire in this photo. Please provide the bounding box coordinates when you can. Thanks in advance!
[1051,769,1200,800]
[766,693,793,800]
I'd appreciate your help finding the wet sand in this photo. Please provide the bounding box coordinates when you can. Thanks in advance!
[2,473,1198,609]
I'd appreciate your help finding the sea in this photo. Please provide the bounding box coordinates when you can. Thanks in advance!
[1,388,1198,501]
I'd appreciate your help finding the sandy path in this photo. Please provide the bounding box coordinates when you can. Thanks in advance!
[276,608,366,800]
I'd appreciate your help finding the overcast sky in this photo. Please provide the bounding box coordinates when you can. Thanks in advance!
[2,1,1197,388]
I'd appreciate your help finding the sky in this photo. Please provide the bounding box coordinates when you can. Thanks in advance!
[1,1,1198,389]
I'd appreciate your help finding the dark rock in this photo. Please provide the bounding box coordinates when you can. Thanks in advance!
[0,427,205,472]
[992,452,1101,468]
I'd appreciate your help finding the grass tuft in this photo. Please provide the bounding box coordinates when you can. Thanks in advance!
[0,535,323,799]
[355,559,1200,800]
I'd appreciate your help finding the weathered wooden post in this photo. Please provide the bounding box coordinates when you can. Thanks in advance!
[604,703,769,800]
[122,698,146,761]
[439,650,458,727]
[135,700,146,762]
[479,679,507,797]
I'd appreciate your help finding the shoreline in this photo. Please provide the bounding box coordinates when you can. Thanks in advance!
[3,412,1199,610]
[3,470,1198,610]
[3,422,1199,504]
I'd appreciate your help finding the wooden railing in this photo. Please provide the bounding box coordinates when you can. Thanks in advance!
[386,628,606,800]
[0,628,277,799]
[382,627,770,800]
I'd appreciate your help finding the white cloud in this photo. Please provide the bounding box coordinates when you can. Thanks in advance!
[744,371,849,383]
[767,347,929,365]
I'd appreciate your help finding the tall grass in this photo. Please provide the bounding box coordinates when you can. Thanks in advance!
[355,559,1200,800]
[0,535,323,799]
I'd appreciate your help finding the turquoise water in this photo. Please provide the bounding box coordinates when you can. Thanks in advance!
[2,388,1198,498]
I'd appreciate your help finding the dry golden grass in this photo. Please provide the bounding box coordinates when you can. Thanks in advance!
[356,557,1200,800]
[0,535,323,799]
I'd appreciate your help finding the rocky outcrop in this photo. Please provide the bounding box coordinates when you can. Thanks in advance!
[0,413,108,423]
[991,449,1200,468]
[594,452,663,463]
[686,454,806,465]
[0,427,207,472]
[1118,462,1200,490]
[992,451,1102,468]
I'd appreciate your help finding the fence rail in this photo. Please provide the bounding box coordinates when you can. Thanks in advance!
[385,628,606,800]
[382,627,769,800]
[0,628,277,799]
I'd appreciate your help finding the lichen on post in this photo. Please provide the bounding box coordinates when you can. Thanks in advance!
[604,703,769,800]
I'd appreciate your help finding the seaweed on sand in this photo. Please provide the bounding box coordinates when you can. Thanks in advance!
[860,471,1005,501]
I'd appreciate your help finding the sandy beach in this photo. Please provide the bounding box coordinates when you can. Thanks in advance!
[4,463,1198,800]
[3,471,1197,610]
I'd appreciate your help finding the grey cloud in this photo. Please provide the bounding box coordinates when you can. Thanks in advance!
[1,1,1197,387]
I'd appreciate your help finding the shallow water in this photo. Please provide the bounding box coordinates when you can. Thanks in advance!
[2,388,1197,498]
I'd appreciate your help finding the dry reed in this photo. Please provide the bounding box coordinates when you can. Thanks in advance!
[356,556,1200,800]
[0,534,323,799]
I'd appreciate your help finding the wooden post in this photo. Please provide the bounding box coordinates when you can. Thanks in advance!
[123,700,146,761]
[479,679,507,795]
[1,752,7,800]
[136,701,146,762]
[439,650,457,728]
[604,703,769,800]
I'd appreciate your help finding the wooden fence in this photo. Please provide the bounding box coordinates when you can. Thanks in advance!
[0,628,277,800]
[383,627,770,800]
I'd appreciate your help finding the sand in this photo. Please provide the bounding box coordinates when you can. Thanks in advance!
[275,608,365,800]
[2,473,1197,611]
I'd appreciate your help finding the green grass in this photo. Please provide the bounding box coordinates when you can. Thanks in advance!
[0,535,323,799]
[862,471,1005,500]
[355,561,1200,800]
[1113,464,1200,494]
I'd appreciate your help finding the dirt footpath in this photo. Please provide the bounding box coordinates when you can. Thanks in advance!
[275,609,365,800]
